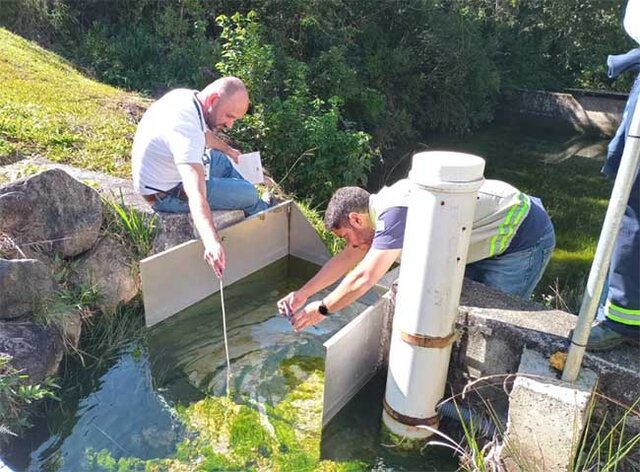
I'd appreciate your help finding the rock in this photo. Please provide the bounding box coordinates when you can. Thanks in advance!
[61,310,82,350]
[1,158,247,258]
[69,236,139,314]
[0,168,102,258]
[150,210,244,256]
[0,320,64,382]
[0,232,23,259]
[150,213,197,255]
[0,259,56,320]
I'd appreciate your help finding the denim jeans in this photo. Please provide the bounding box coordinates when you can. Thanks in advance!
[152,150,268,216]
[465,223,556,299]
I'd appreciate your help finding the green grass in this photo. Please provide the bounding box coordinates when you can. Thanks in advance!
[101,193,158,260]
[0,28,148,175]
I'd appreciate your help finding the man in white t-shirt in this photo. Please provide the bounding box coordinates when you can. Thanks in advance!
[132,77,268,278]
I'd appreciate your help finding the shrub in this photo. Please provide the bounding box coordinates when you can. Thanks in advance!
[216,12,377,206]
[0,354,58,441]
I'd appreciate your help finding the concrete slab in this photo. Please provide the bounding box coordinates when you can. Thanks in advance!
[505,348,598,472]
[379,269,639,436]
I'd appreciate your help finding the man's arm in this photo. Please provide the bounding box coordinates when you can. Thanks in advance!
[205,131,241,162]
[291,247,400,332]
[178,163,225,277]
[277,244,367,314]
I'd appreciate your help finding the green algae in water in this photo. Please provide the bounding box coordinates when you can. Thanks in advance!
[13,255,453,471]
[84,356,366,471]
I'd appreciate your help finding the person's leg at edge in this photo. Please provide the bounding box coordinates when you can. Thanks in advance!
[587,72,640,350]
[587,178,640,350]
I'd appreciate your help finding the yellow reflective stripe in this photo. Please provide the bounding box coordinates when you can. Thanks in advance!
[499,193,530,253]
[608,301,640,315]
[607,313,640,325]
[606,301,640,326]
[489,192,530,257]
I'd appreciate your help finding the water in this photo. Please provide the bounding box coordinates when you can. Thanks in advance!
[5,256,456,471]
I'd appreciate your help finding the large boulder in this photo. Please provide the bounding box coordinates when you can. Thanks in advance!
[0,321,65,382]
[0,168,102,258]
[0,259,56,320]
[150,210,244,256]
[69,235,139,314]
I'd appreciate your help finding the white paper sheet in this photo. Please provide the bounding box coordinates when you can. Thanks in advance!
[230,151,264,184]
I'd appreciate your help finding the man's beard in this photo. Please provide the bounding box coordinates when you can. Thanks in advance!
[205,107,222,131]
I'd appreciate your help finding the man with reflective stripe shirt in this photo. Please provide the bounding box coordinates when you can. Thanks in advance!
[278,178,555,332]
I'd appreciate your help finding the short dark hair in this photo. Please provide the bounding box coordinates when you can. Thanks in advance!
[324,186,371,230]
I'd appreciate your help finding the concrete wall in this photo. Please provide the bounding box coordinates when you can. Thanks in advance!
[378,269,639,462]
[501,89,627,137]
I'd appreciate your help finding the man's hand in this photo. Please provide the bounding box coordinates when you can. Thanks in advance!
[277,291,308,317]
[225,146,241,163]
[204,240,226,279]
[291,301,326,332]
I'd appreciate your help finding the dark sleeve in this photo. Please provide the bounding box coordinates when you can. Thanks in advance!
[372,207,408,250]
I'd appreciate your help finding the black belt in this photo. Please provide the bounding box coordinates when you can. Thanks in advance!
[143,186,189,203]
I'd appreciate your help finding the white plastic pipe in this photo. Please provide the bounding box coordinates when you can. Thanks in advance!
[383,151,485,440]
[563,99,640,382]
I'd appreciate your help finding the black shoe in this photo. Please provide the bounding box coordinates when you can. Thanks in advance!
[586,321,640,351]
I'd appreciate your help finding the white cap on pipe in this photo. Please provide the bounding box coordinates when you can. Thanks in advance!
[409,151,485,190]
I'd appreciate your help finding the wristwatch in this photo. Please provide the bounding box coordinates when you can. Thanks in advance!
[318,300,330,316]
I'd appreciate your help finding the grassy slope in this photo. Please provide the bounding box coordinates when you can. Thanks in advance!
[0,28,148,176]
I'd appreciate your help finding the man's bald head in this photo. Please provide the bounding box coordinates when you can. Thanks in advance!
[198,77,249,130]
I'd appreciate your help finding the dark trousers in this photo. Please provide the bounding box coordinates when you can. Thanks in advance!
[602,73,640,336]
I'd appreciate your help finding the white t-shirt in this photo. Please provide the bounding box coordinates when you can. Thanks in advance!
[132,89,207,194]
[625,0,640,45]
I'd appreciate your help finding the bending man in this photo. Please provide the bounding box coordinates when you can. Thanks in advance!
[278,178,555,332]
[132,77,269,278]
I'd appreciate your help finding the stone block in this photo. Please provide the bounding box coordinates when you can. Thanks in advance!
[505,348,598,472]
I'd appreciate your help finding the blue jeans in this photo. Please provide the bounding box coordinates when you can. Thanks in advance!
[153,150,268,216]
[465,224,556,299]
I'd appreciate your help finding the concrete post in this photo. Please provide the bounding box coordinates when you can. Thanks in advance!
[382,151,485,441]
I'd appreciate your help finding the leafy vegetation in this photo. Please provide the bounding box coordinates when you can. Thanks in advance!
[101,193,158,260]
[0,354,59,441]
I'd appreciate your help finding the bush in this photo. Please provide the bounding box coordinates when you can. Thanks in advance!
[216,12,377,206]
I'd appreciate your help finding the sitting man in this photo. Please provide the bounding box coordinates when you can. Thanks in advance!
[278,178,555,332]
[132,77,269,278]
